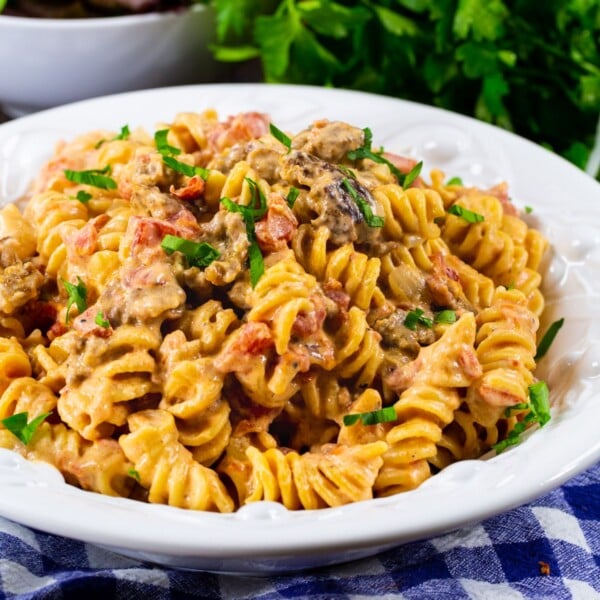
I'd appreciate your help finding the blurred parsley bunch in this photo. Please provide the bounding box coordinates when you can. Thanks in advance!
[205,0,600,178]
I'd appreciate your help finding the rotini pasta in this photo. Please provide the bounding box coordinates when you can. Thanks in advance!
[0,109,550,513]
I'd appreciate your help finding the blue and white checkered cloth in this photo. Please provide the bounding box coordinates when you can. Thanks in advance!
[1,462,598,600]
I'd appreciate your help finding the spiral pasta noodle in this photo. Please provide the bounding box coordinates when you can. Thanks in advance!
[0,109,550,513]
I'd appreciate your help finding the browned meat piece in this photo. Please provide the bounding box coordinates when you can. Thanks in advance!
[194,210,249,286]
[371,308,435,358]
[281,151,382,246]
[0,262,44,315]
[292,120,365,164]
[99,260,186,325]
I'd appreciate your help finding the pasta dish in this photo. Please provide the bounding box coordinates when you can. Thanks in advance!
[0,110,550,512]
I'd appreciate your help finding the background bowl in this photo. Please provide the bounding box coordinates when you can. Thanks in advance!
[0,5,220,117]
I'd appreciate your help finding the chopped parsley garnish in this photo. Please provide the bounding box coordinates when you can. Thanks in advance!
[447,204,485,223]
[524,205,533,214]
[347,127,422,187]
[493,381,551,453]
[446,176,463,186]
[95,311,110,328]
[338,165,356,179]
[434,309,457,324]
[269,123,292,150]
[404,308,433,330]
[62,277,87,323]
[154,128,209,180]
[128,468,141,482]
[162,156,210,180]
[342,178,384,227]
[95,124,131,148]
[402,161,423,188]
[504,402,531,415]
[161,234,220,268]
[154,129,182,156]
[528,381,551,426]
[343,406,397,426]
[1,411,52,445]
[72,190,92,204]
[286,187,299,208]
[220,177,268,287]
[535,318,564,360]
[247,240,265,288]
[64,166,117,190]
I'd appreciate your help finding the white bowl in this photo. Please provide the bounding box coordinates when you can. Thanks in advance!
[0,5,220,117]
[0,83,599,573]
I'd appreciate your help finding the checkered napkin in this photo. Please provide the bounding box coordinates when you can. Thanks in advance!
[1,462,598,600]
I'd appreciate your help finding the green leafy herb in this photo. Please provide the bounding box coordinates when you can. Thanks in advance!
[244,177,268,218]
[220,177,268,286]
[95,125,131,148]
[404,307,433,330]
[446,176,464,186]
[493,381,551,452]
[524,205,533,214]
[528,381,551,426]
[269,123,292,150]
[286,187,300,208]
[154,128,209,179]
[342,178,384,227]
[448,204,485,223]
[128,468,141,482]
[154,129,182,156]
[503,402,530,415]
[72,190,92,204]
[62,277,87,322]
[343,406,397,426]
[64,166,117,190]
[162,156,210,180]
[338,165,356,179]
[248,240,265,288]
[434,309,457,324]
[95,311,110,328]
[347,128,422,187]
[207,3,600,181]
[1,411,52,445]
[535,318,564,360]
[160,234,220,268]
[402,161,423,188]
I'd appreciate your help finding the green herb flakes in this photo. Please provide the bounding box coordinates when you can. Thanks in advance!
[447,204,485,223]
[62,277,87,323]
[269,123,292,150]
[1,411,52,445]
[404,308,433,330]
[161,235,221,268]
[343,406,397,426]
[64,166,117,190]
